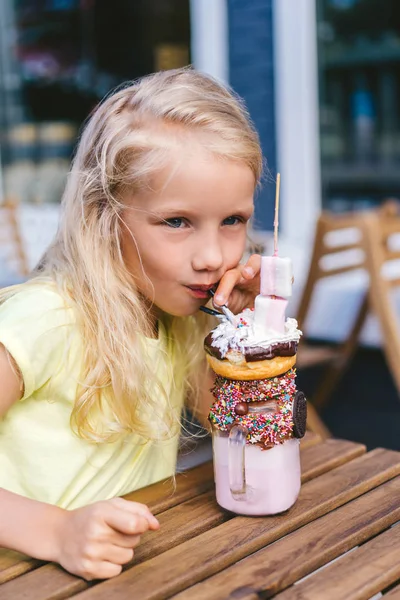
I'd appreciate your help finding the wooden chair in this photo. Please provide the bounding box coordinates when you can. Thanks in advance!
[296,203,400,439]
[295,211,371,438]
[361,208,400,398]
[0,201,29,279]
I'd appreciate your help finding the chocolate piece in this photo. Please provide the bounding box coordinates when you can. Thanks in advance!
[244,341,298,361]
[204,333,224,359]
[234,402,249,416]
[204,333,297,362]
[292,391,307,438]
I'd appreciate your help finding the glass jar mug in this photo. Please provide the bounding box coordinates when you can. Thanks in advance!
[211,396,305,516]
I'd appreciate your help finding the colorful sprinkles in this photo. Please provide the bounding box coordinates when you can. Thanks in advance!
[209,369,297,449]
[237,316,249,328]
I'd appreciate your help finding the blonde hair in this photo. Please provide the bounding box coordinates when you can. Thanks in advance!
[4,68,263,442]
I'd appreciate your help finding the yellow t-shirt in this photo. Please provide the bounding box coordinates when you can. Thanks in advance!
[0,284,185,509]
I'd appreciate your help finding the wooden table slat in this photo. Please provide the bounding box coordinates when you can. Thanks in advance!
[0,551,41,585]
[122,460,214,512]
[274,522,400,600]
[67,448,400,600]
[0,436,356,599]
[299,431,322,449]
[172,475,400,599]
[300,438,365,483]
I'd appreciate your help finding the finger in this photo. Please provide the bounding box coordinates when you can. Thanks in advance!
[110,532,142,550]
[109,498,159,530]
[219,288,250,315]
[101,544,135,566]
[104,507,151,536]
[109,498,156,520]
[213,269,242,306]
[82,561,123,580]
[242,254,261,279]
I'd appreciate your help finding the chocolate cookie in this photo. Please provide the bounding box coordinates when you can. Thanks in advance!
[292,391,307,438]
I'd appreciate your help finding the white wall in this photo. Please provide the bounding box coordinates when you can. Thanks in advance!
[272,0,391,347]
[189,0,229,83]
[273,0,321,245]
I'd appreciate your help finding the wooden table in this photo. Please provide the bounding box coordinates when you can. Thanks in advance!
[2,432,400,599]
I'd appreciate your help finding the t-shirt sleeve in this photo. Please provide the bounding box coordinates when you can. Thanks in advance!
[0,286,75,400]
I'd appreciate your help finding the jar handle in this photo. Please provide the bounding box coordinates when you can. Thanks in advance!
[228,425,247,499]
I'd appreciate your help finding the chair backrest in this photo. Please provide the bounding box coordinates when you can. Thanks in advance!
[0,202,29,277]
[297,205,400,397]
[296,211,369,334]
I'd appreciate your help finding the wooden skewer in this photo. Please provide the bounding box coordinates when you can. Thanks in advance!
[273,172,281,257]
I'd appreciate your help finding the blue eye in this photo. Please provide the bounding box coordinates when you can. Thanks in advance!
[164,218,185,228]
[223,216,243,226]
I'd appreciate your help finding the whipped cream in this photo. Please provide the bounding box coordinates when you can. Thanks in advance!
[210,308,302,358]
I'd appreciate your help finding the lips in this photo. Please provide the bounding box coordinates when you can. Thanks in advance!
[186,285,216,292]
[185,284,217,299]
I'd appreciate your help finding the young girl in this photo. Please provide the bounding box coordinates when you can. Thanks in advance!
[0,68,263,580]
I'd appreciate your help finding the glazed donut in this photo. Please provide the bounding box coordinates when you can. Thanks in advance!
[206,353,297,381]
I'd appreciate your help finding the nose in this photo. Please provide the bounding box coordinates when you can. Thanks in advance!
[192,233,224,272]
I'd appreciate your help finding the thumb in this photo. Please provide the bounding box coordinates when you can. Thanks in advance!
[109,498,159,530]
[104,507,151,535]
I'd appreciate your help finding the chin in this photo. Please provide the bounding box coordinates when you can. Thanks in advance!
[170,308,199,318]
[159,303,200,318]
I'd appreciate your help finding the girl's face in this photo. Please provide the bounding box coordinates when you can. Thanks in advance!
[121,149,255,320]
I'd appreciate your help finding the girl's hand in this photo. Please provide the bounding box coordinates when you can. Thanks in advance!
[55,497,159,580]
[213,254,261,315]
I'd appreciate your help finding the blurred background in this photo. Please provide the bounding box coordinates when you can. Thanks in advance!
[1,0,400,450]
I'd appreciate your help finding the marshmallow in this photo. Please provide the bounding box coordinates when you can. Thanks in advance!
[254,295,288,336]
[260,256,293,298]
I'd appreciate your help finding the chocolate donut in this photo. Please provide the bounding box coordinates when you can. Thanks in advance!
[204,333,298,362]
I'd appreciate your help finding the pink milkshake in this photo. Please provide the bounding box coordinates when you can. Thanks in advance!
[212,431,301,515]
[205,255,307,516]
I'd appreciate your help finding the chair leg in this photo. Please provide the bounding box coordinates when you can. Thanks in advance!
[306,401,331,439]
